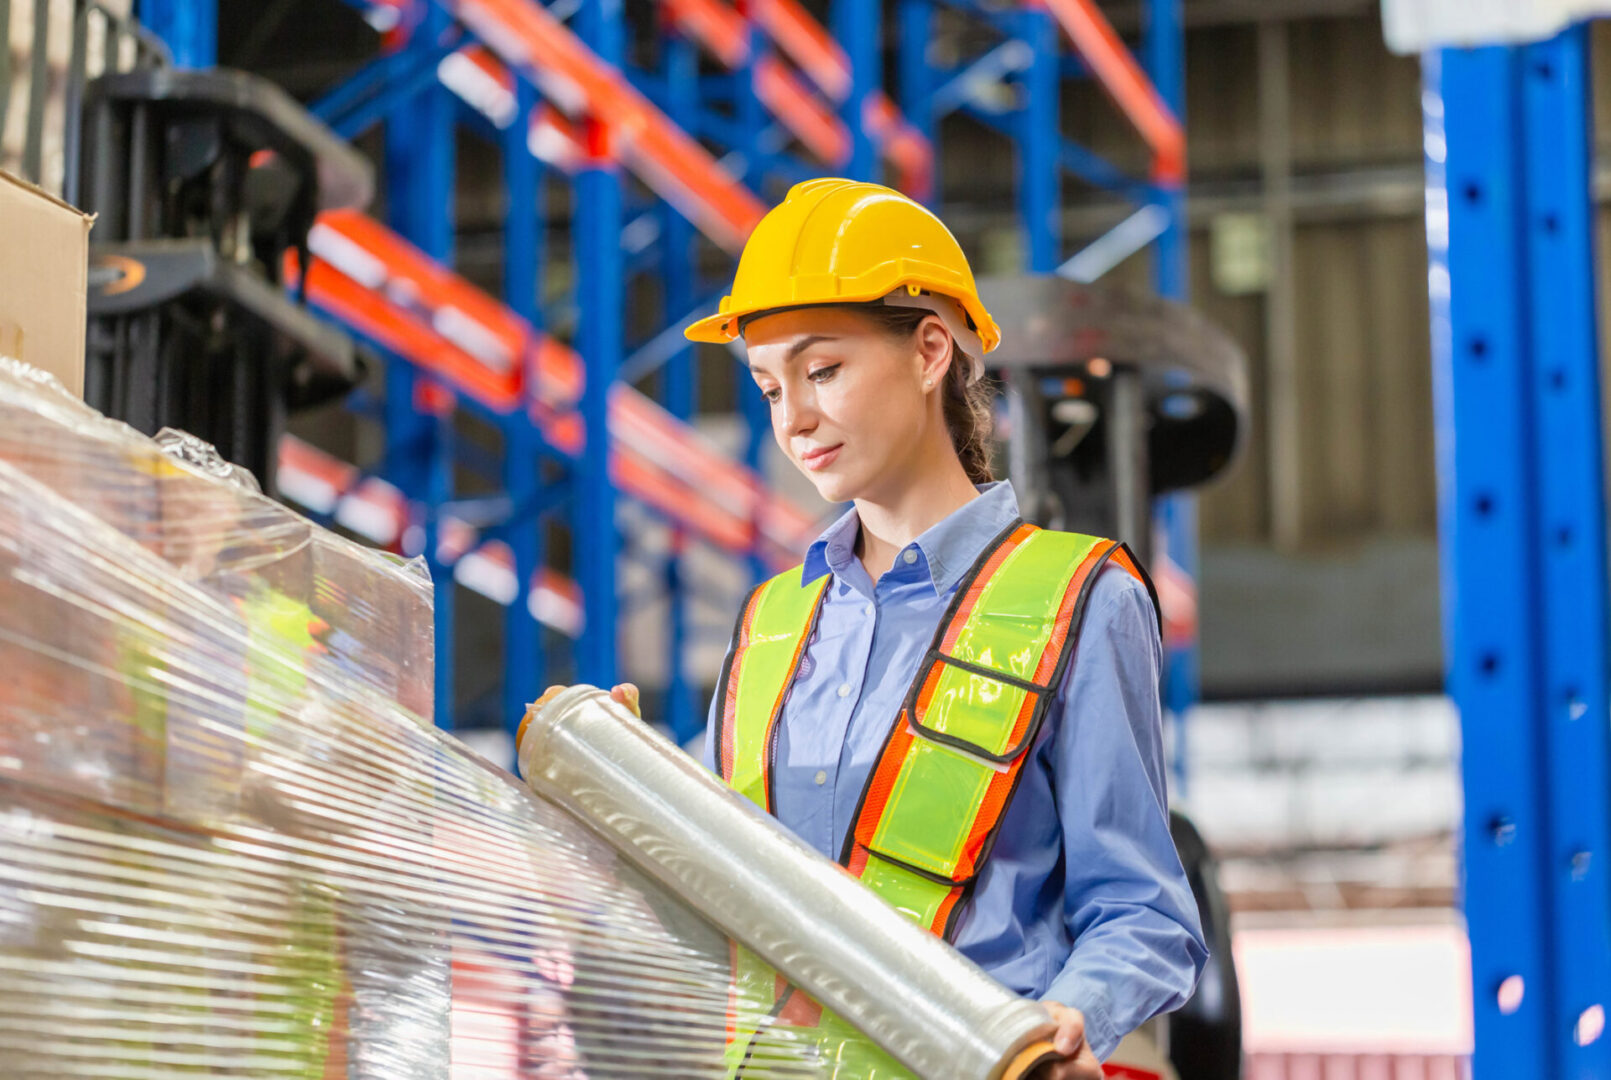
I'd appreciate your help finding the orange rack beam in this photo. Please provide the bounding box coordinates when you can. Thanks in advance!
[752,0,851,102]
[662,0,934,196]
[287,210,821,569]
[1037,0,1186,182]
[448,0,767,251]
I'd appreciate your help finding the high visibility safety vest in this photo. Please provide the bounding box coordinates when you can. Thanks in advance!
[715,519,1156,1076]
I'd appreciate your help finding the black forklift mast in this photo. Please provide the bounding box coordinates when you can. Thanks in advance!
[74,19,372,497]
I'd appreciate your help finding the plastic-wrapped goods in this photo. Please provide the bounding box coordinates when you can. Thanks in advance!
[0,359,852,1078]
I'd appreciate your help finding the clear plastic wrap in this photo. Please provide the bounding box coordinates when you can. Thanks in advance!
[0,359,845,1078]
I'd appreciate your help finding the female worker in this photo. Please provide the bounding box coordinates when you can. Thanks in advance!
[560,178,1206,1078]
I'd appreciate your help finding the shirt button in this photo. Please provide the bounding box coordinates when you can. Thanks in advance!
[902,548,918,564]
[837,683,852,698]
[863,603,874,618]
[814,769,827,785]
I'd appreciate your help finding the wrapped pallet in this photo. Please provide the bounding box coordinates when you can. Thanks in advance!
[0,357,832,1078]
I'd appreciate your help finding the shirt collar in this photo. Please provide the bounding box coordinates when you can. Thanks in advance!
[801,480,1023,596]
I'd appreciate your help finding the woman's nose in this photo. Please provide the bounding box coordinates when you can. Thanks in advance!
[777,384,817,437]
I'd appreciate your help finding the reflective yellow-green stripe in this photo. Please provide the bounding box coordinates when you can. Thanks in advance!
[724,568,827,810]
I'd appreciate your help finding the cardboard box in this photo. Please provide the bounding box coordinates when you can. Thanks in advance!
[0,169,92,397]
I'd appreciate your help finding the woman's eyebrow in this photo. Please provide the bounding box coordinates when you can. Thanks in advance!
[748,334,839,374]
[786,334,837,361]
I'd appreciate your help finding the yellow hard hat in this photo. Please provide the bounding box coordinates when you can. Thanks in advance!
[684,178,1002,368]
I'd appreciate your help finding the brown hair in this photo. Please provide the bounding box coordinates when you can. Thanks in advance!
[854,305,997,485]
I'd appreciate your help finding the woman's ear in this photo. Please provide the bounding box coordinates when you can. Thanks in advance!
[915,315,953,391]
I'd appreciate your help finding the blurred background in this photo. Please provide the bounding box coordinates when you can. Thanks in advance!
[6,0,1610,1076]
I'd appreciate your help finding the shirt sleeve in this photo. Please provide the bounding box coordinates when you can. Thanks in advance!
[700,678,719,774]
[1041,565,1209,1062]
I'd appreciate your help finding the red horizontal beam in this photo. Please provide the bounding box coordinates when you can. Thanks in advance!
[753,0,850,102]
[755,55,850,165]
[449,0,766,251]
[863,93,934,200]
[662,0,748,68]
[661,0,933,197]
[301,209,585,413]
[289,212,821,565]
[1036,0,1186,182]
[280,426,807,631]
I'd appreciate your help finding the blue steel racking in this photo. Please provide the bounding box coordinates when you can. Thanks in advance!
[134,0,1195,751]
[1426,25,1611,1079]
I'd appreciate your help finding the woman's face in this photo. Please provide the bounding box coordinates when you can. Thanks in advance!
[744,307,947,505]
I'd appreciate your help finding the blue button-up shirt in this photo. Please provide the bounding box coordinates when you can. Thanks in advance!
[702,480,1207,1060]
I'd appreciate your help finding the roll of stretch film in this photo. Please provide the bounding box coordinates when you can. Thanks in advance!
[519,686,1059,1080]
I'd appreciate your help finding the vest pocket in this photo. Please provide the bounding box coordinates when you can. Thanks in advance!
[902,648,1051,765]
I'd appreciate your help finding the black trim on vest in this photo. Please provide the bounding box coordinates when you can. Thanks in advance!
[713,580,765,782]
[837,517,1025,871]
[734,982,797,1079]
[859,842,977,888]
[924,649,1049,694]
[1118,541,1164,640]
[902,663,1048,764]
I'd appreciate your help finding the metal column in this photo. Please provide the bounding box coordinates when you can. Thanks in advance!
[832,0,879,183]
[502,78,547,738]
[1142,0,1200,725]
[137,0,214,67]
[1016,8,1060,273]
[1427,28,1611,1078]
[385,7,458,729]
[897,0,936,193]
[573,0,624,688]
[660,27,699,742]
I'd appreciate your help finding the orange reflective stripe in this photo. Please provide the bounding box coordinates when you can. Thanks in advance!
[755,606,819,813]
[853,717,918,855]
[932,884,966,937]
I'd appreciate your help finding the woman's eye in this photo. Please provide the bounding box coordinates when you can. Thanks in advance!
[760,386,780,403]
[808,364,840,383]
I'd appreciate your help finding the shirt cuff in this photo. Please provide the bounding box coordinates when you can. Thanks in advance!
[1042,969,1121,1063]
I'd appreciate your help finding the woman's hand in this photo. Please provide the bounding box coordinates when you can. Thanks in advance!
[608,682,641,717]
[518,684,642,755]
[1030,1001,1103,1080]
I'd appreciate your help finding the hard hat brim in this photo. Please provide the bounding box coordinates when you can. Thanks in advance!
[683,290,1001,353]
[683,310,740,344]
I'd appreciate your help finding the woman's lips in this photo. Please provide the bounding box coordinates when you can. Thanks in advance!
[799,444,843,472]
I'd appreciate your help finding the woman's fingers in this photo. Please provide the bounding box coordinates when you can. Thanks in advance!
[1032,1048,1102,1080]
[521,683,639,758]
[609,682,641,717]
[1042,1001,1086,1057]
[1029,1002,1100,1080]
[518,685,568,751]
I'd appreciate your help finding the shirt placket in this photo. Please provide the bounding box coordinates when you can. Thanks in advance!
[819,585,878,842]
